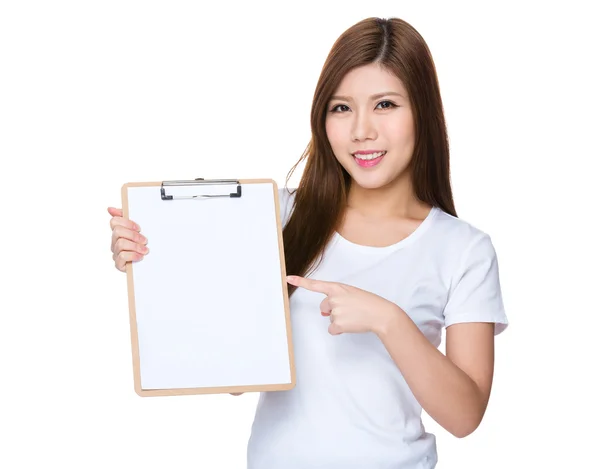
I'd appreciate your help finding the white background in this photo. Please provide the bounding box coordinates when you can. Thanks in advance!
[1,1,598,468]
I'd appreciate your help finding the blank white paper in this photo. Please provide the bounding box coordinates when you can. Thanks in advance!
[127,182,291,390]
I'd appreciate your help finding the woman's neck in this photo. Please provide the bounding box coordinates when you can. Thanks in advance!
[346,179,430,221]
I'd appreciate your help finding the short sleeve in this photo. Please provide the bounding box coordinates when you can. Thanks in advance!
[443,233,509,335]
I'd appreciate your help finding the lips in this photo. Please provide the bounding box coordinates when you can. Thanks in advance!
[353,151,386,168]
[352,150,387,159]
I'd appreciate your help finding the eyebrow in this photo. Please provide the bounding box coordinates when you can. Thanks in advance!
[329,91,405,102]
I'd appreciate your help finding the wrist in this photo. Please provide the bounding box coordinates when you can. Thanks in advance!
[374,303,403,338]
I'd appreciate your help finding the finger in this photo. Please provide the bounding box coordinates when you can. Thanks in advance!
[114,238,150,256]
[110,214,140,232]
[114,250,144,272]
[107,207,123,218]
[328,323,343,336]
[111,225,147,253]
[287,275,334,295]
[319,297,332,315]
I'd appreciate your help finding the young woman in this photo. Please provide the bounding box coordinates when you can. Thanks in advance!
[108,17,508,469]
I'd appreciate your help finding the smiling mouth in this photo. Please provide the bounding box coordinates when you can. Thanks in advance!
[352,151,386,168]
[352,150,387,160]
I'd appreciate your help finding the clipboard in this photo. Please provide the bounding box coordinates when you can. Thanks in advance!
[121,178,296,397]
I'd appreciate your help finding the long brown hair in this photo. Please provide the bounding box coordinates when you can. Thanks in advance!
[283,17,457,296]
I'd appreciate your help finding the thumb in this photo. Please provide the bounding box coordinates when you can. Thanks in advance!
[107,207,123,217]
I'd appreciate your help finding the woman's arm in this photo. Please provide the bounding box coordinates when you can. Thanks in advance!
[376,311,495,438]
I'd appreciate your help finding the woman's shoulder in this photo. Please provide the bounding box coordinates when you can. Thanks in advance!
[432,207,498,257]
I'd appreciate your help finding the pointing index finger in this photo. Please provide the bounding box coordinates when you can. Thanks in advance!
[286,275,333,295]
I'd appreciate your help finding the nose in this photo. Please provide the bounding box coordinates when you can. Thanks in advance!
[351,110,377,142]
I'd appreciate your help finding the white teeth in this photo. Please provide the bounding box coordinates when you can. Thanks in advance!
[354,151,386,160]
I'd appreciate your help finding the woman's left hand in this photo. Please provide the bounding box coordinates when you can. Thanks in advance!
[286,275,400,336]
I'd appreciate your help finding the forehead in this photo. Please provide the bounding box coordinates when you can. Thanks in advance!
[333,63,408,98]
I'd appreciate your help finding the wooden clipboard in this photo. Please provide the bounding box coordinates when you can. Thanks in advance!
[121,178,296,397]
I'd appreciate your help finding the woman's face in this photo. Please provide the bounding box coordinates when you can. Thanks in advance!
[325,63,415,190]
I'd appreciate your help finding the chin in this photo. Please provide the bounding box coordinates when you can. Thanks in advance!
[349,174,395,190]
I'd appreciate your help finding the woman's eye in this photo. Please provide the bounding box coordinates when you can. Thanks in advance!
[376,100,396,109]
[331,104,350,112]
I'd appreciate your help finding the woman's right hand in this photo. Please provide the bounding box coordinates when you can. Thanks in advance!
[108,207,149,272]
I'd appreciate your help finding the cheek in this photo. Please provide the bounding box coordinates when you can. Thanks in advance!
[384,114,414,148]
[325,120,345,153]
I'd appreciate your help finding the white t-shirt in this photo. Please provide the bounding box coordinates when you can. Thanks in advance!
[246,188,509,469]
